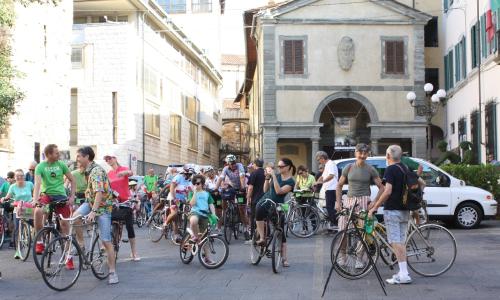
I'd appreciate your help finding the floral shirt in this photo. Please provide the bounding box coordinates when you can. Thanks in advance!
[85,161,114,214]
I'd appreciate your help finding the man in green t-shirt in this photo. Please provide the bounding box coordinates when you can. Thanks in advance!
[33,144,76,257]
[144,168,158,200]
[0,172,15,198]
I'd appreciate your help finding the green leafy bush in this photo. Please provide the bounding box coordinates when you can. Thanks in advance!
[441,164,500,201]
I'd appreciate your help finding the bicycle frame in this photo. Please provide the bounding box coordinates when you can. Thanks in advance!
[61,215,101,266]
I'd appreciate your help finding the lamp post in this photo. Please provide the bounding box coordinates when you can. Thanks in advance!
[406,83,447,161]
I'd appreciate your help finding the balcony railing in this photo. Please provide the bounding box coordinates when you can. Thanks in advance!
[222,109,249,121]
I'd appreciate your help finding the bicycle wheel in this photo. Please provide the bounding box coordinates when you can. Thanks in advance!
[33,227,59,272]
[250,230,263,265]
[223,209,233,244]
[90,235,109,280]
[271,230,283,274]
[330,228,379,280]
[41,236,82,291]
[17,220,32,261]
[111,223,121,262]
[199,235,229,269]
[179,233,194,264]
[136,206,147,228]
[406,224,457,277]
[148,211,164,243]
[0,216,5,249]
[288,206,319,238]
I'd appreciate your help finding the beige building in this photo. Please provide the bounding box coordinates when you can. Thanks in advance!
[240,0,448,170]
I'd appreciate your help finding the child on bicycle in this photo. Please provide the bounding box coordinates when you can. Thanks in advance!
[188,174,216,243]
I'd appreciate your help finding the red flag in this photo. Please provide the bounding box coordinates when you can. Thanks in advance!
[486,10,495,41]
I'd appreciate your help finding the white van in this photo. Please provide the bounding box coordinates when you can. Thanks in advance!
[333,157,498,229]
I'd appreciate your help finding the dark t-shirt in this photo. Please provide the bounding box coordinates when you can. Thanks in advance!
[383,163,407,211]
[268,174,295,204]
[248,168,265,203]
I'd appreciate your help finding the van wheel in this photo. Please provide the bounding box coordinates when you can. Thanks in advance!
[454,203,482,229]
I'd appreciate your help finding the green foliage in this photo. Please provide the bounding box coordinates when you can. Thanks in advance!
[437,140,448,153]
[433,151,461,166]
[441,164,500,201]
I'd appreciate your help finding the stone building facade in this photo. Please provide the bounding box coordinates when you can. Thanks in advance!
[71,0,223,174]
[241,0,446,171]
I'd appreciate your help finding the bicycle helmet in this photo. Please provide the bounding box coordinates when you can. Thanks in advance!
[225,154,237,164]
[205,166,215,173]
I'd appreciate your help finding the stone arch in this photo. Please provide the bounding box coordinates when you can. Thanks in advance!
[313,91,379,124]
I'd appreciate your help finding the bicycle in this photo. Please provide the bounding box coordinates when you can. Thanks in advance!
[14,201,35,261]
[250,198,289,274]
[33,198,68,272]
[111,199,139,261]
[287,191,330,238]
[40,214,110,291]
[148,197,189,245]
[222,188,246,244]
[331,206,457,279]
[134,198,149,228]
[179,217,229,269]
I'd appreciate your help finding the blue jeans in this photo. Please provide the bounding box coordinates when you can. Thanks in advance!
[74,203,112,242]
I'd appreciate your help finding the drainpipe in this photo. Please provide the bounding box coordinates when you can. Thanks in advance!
[141,11,146,175]
[476,0,483,163]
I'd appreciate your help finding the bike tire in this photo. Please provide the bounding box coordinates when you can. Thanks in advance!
[271,230,283,274]
[148,211,165,243]
[90,234,110,280]
[18,220,32,261]
[406,224,457,277]
[199,235,229,269]
[111,223,121,263]
[330,228,379,280]
[223,209,233,245]
[179,233,194,264]
[41,237,82,292]
[288,206,319,238]
[33,227,60,272]
[250,230,263,265]
[0,216,5,249]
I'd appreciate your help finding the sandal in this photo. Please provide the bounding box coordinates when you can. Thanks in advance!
[283,260,290,267]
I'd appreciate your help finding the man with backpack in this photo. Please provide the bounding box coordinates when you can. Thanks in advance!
[368,145,418,285]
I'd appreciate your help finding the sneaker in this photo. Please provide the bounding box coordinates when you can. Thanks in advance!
[35,242,45,255]
[386,274,412,285]
[108,272,119,285]
[244,240,253,245]
[66,257,75,270]
[14,250,21,260]
[355,259,365,269]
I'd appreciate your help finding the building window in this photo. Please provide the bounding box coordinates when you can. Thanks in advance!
[471,22,479,69]
[444,49,454,90]
[144,67,158,98]
[454,38,466,83]
[183,95,199,122]
[71,48,83,68]
[443,0,449,13]
[70,89,78,146]
[458,117,467,144]
[145,101,160,137]
[424,17,439,47]
[381,37,407,77]
[157,0,186,13]
[192,0,211,13]
[203,129,211,155]
[280,36,307,76]
[112,92,118,144]
[189,122,198,150]
[450,122,455,135]
[485,102,497,159]
[425,68,439,93]
[280,145,299,156]
[470,111,481,164]
[169,115,181,144]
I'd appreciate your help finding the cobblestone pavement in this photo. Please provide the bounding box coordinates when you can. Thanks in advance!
[1,221,499,300]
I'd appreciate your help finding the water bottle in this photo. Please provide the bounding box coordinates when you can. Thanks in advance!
[365,214,374,235]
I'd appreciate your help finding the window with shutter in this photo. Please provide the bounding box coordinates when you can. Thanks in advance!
[384,40,404,75]
[471,24,478,69]
[283,39,304,74]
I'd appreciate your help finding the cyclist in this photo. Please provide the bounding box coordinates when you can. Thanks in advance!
[215,154,249,240]
[1,171,15,248]
[25,161,37,184]
[255,158,295,268]
[166,165,194,242]
[187,174,216,244]
[105,153,140,261]
[73,146,118,284]
[294,165,317,234]
[69,162,87,209]
[144,168,158,201]
[246,159,265,242]
[401,153,426,225]
[150,166,177,216]
[204,166,222,233]
[33,144,76,259]
[4,169,34,259]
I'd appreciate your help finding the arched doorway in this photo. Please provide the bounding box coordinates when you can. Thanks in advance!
[318,98,371,160]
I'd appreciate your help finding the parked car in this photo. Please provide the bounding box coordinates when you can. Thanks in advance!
[333,157,498,229]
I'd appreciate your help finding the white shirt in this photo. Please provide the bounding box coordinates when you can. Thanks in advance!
[205,175,218,191]
[322,160,339,191]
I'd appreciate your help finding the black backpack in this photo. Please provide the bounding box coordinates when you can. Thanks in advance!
[395,163,423,210]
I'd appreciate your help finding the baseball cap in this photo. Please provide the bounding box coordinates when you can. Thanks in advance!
[103,151,117,161]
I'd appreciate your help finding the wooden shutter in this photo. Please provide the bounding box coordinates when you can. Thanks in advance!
[385,41,395,73]
[293,40,304,74]
[284,40,294,74]
[394,41,404,74]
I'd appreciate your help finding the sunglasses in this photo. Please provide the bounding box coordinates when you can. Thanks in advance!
[194,181,203,186]
[278,165,288,169]
[29,169,35,171]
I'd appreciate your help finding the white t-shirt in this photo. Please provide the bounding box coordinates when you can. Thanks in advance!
[322,160,339,191]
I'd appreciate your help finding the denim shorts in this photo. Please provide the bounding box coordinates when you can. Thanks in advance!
[384,210,410,244]
[75,203,112,242]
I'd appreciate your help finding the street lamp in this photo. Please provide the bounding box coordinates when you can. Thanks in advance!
[406,83,447,161]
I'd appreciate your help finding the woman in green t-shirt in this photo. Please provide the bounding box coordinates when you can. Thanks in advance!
[255,158,296,267]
